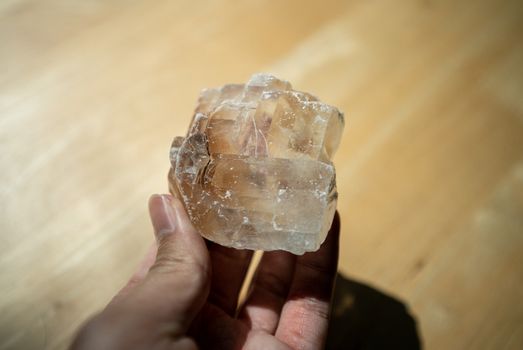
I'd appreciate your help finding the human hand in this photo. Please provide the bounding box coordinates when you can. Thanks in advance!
[71,194,340,350]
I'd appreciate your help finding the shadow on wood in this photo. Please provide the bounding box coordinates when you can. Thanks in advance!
[327,274,422,350]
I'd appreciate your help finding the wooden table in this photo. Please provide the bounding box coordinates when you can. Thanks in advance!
[1,0,522,349]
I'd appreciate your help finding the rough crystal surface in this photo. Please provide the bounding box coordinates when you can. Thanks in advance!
[168,73,344,254]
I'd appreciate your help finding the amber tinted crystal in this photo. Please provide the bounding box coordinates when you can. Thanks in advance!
[169,74,344,254]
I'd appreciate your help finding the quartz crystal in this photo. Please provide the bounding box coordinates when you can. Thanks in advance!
[168,73,344,254]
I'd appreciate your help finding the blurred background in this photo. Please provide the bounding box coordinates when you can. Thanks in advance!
[1,0,523,349]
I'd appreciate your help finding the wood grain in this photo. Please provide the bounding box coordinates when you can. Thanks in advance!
[1,0,522,349]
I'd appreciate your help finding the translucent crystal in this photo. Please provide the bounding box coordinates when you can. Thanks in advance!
[169,73,344,254]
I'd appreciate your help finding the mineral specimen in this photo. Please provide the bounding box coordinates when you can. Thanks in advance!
[168,73,344,254]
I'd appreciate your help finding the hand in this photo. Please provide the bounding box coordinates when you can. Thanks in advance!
[71,194,340,350]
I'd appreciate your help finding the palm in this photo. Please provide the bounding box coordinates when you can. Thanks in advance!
[191,213,339,350]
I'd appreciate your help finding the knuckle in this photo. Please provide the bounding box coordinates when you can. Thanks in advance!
[152,252,189,270]
[150,252,210,290]
[257,270,289,300]
[297,258,337,279]
[300,296,330,320]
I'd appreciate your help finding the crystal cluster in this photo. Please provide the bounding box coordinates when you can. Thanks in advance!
[168,74,344,254]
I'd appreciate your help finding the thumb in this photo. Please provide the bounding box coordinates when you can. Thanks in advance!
[118,194,210,336]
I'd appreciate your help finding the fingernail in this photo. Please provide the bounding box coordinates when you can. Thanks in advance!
[150,194,177,240]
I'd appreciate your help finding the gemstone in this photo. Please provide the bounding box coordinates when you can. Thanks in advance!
[168,73,344,254]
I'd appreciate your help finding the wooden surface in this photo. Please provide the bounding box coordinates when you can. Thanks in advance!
[1,0,523,349]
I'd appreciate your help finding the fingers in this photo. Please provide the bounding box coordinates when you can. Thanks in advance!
[275,212,340,350]
[238,251,296,333]
[107,194,211,338]
[207,242,253,316]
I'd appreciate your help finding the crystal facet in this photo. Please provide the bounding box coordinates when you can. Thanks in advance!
[168,73,344,254]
